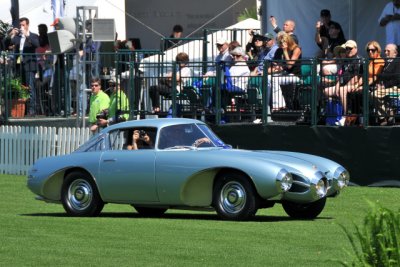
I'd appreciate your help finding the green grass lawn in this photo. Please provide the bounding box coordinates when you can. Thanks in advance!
[0,174,399,267]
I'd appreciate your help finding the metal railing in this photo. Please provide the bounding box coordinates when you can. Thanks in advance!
[2,49,400,127]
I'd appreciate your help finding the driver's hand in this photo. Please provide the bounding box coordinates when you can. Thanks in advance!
[193,137,211,147]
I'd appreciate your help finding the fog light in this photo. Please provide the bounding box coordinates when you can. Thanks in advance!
[276,170,293,192]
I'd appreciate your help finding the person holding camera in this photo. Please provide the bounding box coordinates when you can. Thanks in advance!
[11,17,39,116]
[89,77,110,133]
[97,79,129,127]
[127,130,153,150]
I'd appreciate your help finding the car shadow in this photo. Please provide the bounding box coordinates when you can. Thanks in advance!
[21,212,333,222]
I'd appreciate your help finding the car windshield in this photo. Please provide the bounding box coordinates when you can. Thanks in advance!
[157,123,228,149]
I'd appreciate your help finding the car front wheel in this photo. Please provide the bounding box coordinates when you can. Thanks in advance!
[282,197,326,219]
[213,172,258,221]
[61,171,104,217]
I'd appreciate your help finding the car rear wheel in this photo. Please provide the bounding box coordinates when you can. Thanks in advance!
[282,197,326,219]
[134,206,167,217]
[213,172,258,221]
[61,171,104,217]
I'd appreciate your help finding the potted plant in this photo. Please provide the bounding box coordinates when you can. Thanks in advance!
[9,78,30,118]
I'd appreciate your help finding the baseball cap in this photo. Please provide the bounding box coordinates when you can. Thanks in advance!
[253,34,263,41]
[264,33,274,41]
[230,47,245,56]
[320,9,331,17]
[343,40,357,49]
[216,38,227,45]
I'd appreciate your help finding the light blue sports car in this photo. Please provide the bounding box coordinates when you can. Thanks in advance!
[27,118,350,220]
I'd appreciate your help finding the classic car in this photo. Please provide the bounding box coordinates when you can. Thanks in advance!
[27,118,350,220]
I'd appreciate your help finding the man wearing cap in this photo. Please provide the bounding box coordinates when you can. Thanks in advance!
[315,10,344,50]
[204,38,232,76]
[97,79,129,127]
[379,0,400,50]
[252,33,279,76]
[324,40,363,115]
[315,10,345,58]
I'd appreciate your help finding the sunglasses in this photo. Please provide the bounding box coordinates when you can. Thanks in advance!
[232,54,242,58]
[367,48,377,53]
[345,47,354,51]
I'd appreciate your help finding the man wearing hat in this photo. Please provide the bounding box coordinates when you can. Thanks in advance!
[252,33,279,76]
[315,9,344,56]
[324,40,363,115]
[204,38,232,76]
[97,79,129,127]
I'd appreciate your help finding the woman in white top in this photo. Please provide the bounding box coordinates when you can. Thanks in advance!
[226,46,250,93]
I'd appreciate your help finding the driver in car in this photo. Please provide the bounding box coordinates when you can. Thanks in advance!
[158,124,211,149]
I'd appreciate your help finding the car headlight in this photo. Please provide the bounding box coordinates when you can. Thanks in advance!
[314,179,327,198]
[276,170,293,192]
[333,167,350,190]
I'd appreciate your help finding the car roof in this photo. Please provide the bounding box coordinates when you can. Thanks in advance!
[104,118,206,132]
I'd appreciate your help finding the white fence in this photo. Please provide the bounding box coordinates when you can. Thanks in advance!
[0,126,91,175]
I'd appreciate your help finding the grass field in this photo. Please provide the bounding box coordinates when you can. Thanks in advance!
[0,174,399,267]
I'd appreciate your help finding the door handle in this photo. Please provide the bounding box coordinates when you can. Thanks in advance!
[103,159,117,162]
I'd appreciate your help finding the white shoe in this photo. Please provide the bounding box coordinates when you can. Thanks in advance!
[335,117,346,126]
[253,118,262,124]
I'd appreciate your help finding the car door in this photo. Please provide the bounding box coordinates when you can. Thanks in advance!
[97,129,158,203]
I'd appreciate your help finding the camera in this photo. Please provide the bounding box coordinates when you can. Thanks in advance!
[96,109,109,120]
[139,130,147,139]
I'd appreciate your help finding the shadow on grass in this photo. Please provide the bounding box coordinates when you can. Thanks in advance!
[21,212,333,222]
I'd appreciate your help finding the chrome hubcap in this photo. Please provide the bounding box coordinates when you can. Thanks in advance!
[220,181,246,214]
[68,179,93,211]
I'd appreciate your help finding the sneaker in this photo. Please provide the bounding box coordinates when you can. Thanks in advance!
[253,118,262,124]
[335,117,346,126]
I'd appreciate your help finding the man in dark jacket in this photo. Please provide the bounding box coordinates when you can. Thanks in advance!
[11,17,39,115]
[372,43,400,125]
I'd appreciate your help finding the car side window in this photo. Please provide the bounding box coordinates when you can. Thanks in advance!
[108,130,127,150]
[86,137,106,152]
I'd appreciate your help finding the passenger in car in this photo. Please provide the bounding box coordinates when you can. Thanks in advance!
[127,130,153,150]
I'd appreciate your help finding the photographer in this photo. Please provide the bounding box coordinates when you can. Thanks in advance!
[89,77,110,133]
[127,130,153,150]
[97,79,129,127]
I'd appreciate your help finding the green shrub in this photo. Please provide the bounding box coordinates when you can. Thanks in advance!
[341,203,400,266]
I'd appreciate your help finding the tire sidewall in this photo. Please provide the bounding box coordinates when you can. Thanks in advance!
[61,171,104,217]
[213,172,258,221]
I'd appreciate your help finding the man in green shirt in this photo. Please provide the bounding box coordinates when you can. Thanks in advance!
[98,79,130,127]
[89,77,110,133]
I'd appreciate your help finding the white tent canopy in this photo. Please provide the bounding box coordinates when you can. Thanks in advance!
[139,18,261,77]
